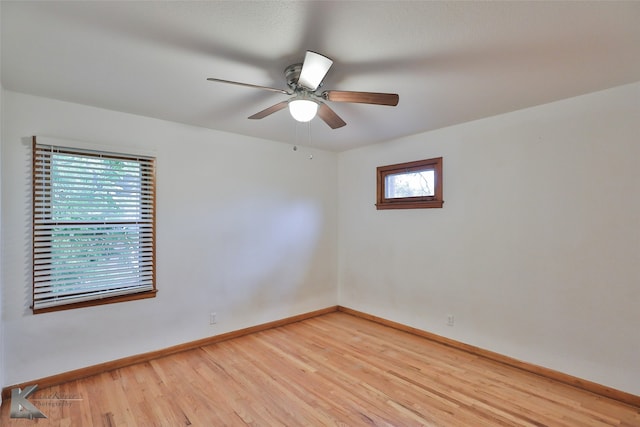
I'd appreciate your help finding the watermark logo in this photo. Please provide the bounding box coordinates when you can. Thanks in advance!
[10,385,47,419]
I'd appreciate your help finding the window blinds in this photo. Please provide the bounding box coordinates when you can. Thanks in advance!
[33,140,156,311]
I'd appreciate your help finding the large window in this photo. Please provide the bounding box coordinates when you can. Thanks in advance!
[32,137,156,313]
[376,157,443,209]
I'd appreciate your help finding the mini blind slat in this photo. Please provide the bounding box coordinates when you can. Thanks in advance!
[34,272,155,287]
[34,256,155,273]
[33,242,154,252]
[34,278,155,296]
[34,281,155,296]
[34,223,154,230]
[32,186,155,196]
[33,258,154,272]
[34,284,154,299]
[33,285,154,310]
[34,275,155,294]
[33,263,155,277]
[33,139,156,311]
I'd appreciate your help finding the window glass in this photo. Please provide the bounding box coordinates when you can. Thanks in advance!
[385,170,435,198]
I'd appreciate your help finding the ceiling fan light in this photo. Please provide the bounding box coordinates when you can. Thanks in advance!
[297,51,333,90]
[289,99,318,122]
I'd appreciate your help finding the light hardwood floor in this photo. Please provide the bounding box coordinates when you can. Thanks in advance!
[1,312,639,426]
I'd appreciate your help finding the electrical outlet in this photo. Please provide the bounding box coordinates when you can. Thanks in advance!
[209,312,217,325]
[447,314,455,326]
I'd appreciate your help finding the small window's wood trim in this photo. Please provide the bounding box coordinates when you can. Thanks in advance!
[376,157,443,210]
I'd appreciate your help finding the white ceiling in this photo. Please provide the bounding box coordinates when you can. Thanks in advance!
[2,1,639,151]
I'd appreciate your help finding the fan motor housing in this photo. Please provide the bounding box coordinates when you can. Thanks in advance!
[285,63,303,90]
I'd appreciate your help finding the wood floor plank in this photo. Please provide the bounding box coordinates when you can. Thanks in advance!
[1,312,639,426]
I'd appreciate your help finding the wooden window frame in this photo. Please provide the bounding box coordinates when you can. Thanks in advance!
[376,157,443,210]
[32,137,157,314]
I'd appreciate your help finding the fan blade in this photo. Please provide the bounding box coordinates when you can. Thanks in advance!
[207,78,291,95]
[248,101,289,120]
[317,102,346,129]
[322,90,399,106]
[298,51,333,91]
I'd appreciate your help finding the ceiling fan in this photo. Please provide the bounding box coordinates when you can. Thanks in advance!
[207,51,399,129]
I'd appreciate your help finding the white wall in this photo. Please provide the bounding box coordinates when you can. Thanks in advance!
[0,85,5,401]
[0,0,5,397]
[1,91,338,386]
[338,82,640,396]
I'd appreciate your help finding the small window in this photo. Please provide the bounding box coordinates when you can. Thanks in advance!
[376,157,443,209]
[32,137,156,313]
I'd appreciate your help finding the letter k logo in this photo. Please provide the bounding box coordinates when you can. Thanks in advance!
[10,385,47,419]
